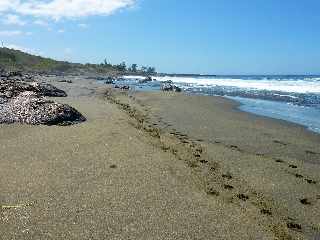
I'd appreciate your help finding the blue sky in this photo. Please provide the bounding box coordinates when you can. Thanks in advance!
[0,0,319,74]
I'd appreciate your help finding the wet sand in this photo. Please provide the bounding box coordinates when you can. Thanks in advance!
[1,76,319,239]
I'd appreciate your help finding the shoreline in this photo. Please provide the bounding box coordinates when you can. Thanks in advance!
[133,86,320,137]
[227,96,320,135]
[224,95,320,136]
[117,75,320,134]
[107,86,320,164]
[1,75,319,239]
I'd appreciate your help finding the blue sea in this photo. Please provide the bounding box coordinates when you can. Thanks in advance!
[114,75,320,134]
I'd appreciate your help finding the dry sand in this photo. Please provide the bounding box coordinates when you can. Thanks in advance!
[1,76,319,239]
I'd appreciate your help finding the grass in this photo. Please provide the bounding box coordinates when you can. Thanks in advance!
[0,47,122,75]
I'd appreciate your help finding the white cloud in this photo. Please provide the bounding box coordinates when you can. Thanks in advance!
[0,30,23,37]
[3,14,26,26]
[0,30,32,37]
[0,0,19,12]
[0,0,135,20]
[34,19,49,26]
[5,44,43,56]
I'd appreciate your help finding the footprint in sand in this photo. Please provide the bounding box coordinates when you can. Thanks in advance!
[199,159,209,164]
[110,164,117,169]
[222,173,233,180]
[289,164,298,169]
[237,194,249,201]
[292,173,317,184]
[275,158,285,163]
[260,209,272,215]
[207,188,220,196]
[300,198,312,205]
[287,222,302,231]
[224,184,234,190]
[230,145,240,150]
[273,140,288,146]
[305,178,317,184]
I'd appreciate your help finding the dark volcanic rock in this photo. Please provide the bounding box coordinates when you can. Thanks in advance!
[114,85,130,90]
[58,79,73,83]
[0,71,84,126]
[139,76,153,84]
[160,82,182,92]
[0,91,86,125]
[120,85,130,90]
[105,77,115,84]
[174,86,182,92]
[0,80,67,100]
[0,80,35,100]
[31,82,67,97]
[0,71,35,82]
[0,71,23,78]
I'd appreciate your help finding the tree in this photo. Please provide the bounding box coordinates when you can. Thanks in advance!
[131,63,138,72]
[116,61,127,71]
[102,58,112,67]
[141,66,147,72]
[147,67,156,74]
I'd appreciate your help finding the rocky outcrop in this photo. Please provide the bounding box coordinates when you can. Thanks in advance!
[114,85,130,90]
[160,81,182,92]
[0,71,34,82]
[139,76,153,84]
[58,79,73,83]
[30,82,67,97]
[0,80,67,101]
[0,91,86,125]
[0,71,85,125]
[105,77,115,84]
[0,80,35,100]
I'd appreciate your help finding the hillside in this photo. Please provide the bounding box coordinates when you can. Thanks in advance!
[0,47,125,75]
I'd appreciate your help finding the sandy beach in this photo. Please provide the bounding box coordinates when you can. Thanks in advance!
[1,76,319,239]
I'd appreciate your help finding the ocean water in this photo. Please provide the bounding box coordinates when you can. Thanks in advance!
[228,96,320,133]
[118,75,320,133]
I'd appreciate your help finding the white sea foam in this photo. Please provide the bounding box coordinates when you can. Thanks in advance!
[154,76,320,94]
[123,76,146,80]
[124,75,320,94]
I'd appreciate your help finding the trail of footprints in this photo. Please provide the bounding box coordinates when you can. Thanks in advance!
[155,121,318,236]
[139,116,293,233]
[163,127,318,235]
[274,157,318,185]
[163,128,297,236]
[107,91,319,238]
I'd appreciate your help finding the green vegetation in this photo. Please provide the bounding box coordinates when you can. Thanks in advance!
[0,47,73,73]
[0,47,156,75]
